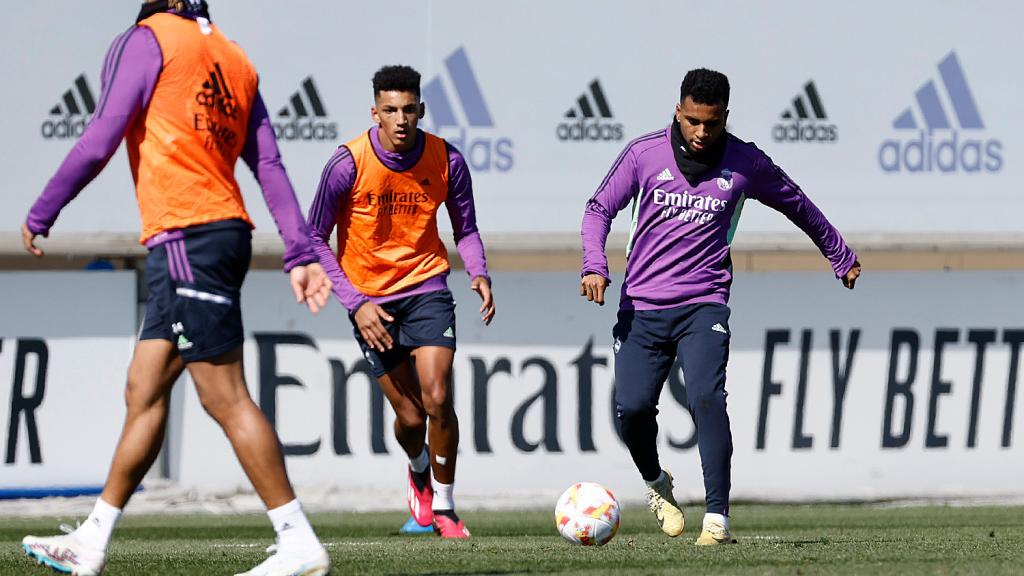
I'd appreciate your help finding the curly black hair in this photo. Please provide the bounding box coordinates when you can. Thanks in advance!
[372,65,421,99]
[680,68,730,107]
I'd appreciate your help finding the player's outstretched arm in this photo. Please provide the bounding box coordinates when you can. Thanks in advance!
[471,275,496,325]
[24,26,160,254]
[444,145,495,325]
[242,91,334,314]
[579,143,638,304]
[305,146,375,317]
[750,151,860,285]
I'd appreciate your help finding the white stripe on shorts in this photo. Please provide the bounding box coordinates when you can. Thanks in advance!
[175,287,232,306]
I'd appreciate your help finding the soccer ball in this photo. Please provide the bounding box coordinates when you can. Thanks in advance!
[554,482,620,546]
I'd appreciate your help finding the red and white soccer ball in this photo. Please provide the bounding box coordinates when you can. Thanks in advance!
[554,482,620,546]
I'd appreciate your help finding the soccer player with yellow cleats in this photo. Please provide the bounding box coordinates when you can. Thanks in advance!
[645,469,685,537]
[695,513,737,546]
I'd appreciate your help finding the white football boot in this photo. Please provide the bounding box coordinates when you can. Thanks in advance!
[234,543,330,576]
[22,525,106,575]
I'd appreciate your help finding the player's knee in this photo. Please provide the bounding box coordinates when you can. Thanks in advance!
[689,389,727,416]
[394,405,426,430]
[421,382,453,420]
[124,374,165,413]
[615,399,657,424]
[195,387,244,424]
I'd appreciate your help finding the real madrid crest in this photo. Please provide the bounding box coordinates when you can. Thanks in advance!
[716,168,733,191]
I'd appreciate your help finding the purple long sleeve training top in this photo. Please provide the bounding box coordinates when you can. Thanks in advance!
[25,22,316,271]
[582,127,858,311]
[307,126,489,313]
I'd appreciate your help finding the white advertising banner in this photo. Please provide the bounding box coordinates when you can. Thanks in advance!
[1,1,1021,240]
[0,273,136,491]
[170,271,1023,502]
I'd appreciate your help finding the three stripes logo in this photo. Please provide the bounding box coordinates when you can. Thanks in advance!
[193,63,240,153]
[879,51,1002,173]
[40,74,95,140]
[557,79,624,142]
[772,81,837,143]
[273,76,338,141]
[195,63,238,119]
[422,47,513,172]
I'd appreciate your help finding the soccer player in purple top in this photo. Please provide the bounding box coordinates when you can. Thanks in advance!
[20,2,331,575]
[580,68,862,545]
[308,65,494,539]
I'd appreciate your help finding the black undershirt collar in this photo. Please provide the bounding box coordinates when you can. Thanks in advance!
[136,1,211,24]
[671,117,727,185]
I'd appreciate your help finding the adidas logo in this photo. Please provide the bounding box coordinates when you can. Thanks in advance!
[556,79,624,142]
[442,326,455,338]
[781,81,827,121]
[772,81,837,143]
[420,177,431,186]
[656,168,674,181]
[40,74,95,140]
[176,334,193,351]
[422,46,513,172]
[711,323,728,335]
[273,76,338,141]
[195,63,238,119]
[879,51,1002,173]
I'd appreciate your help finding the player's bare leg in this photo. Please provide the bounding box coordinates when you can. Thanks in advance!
[23,340,183,575]
[376,361,435,526]
[102,339,184,507]
[377,361,428,458]
[412,346,468,538]
[188,347,295,508]
[412,346,457,483]
[189,347,328,574]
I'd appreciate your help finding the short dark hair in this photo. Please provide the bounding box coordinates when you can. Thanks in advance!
[372,65,421,99]
[680,68,730,107]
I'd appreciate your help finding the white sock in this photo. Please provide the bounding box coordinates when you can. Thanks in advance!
[74,498,121,551]
[267,499,322,552]
[432,480,454,511]
[409,447,429,474]
[703,512,730,530]
[645,470,669,491]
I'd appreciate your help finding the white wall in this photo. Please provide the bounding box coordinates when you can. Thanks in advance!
[2,269,1021,500]
[2,1,1021,243]
[175,270,1024,501]
[0,273,135,489]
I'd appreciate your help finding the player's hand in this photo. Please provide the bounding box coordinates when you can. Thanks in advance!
[21,223,45,257]
[471,275,495,325]
[354,301,394,352]
[842,260,862,290]
[289,262,333,314]
[580,273,610,306]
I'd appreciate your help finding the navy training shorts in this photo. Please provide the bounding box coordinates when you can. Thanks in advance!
[139,221,251,363]
[351,288,457,377]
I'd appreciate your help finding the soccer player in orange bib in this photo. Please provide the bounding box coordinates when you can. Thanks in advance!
[308,65,495,539]
[20,2,332,575]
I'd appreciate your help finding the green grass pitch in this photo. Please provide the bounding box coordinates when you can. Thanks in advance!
[2,504,1022,575]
